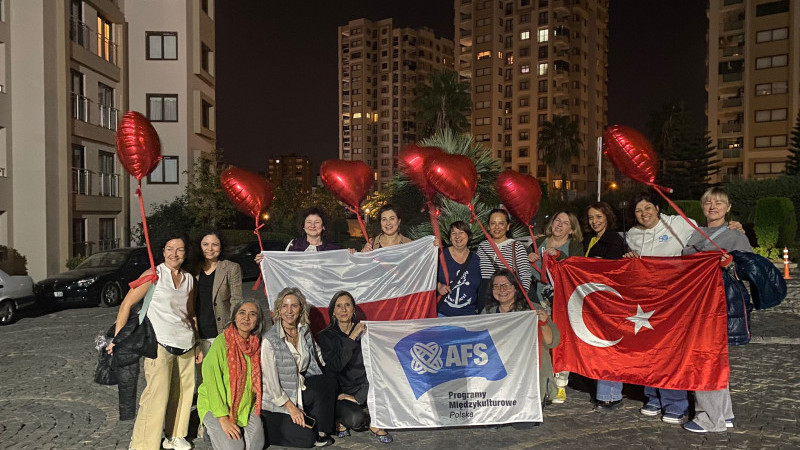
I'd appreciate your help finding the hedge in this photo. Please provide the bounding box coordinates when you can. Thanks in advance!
[725,175,800,226]
[754,197,797,249]
[663,200,705,226]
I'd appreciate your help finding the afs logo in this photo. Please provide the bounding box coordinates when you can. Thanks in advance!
[394,325,507,399]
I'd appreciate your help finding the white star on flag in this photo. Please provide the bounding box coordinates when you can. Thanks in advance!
[626,304,655,335]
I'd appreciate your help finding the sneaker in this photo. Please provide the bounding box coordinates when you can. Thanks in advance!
[639,404,660,417]
[552,388,566,404]
[725,418,735,428]
[336,429,351,438]
[662,413,688,425]
[314,435,335,447]
[593,399,623,412]
[162,437,192,450]
[683,420,708,433]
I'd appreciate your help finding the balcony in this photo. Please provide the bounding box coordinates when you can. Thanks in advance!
[73,168,121,198]
[722,0,743,6]
[99,238,121,252]
[73,168,89,195]
[721,122,742,133]
[722,173,743,183]
[0,167,5,177]
[720,97,742,108]
[553,0,569,14]
[98,172,119,197]
[721,148,742,159]
[721,72,742,83]
[722,20,743,33]
[99,105,118,131]
[69,18,119,66]
[553,69,569,82]
[72,94,89,122]
[722,46,743,58]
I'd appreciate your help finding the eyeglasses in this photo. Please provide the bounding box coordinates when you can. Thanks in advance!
[492,283,514,292]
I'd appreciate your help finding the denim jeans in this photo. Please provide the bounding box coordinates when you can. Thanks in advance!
[644,386,688,415]
[596,380,622,402]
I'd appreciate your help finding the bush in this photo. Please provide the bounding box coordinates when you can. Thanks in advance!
[220,229,294,246]
[754,197,795,249]
[726,175,800,225]
[663,200,705,226]
[753,246,782,262]
[0,246,28,276]
[66,255,87,270]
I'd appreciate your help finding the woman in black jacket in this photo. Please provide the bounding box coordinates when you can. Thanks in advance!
[316,291,392,444]
[581,202,627,412]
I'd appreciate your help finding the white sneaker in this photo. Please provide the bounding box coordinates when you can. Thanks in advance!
[162,436,192,450]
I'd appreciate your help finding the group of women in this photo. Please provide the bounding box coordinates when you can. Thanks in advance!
[106,186,750,450]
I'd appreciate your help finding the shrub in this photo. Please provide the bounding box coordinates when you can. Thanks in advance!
[0,246,28,276]
[754,197,795,249]
[663,200,705,226]
[725,175,800,225]
[753,246,782,262]
[66,255,87,270]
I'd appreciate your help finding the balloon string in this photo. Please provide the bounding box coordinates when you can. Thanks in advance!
[252,215,269,297]
[427,201,449,301]
[129,181,158,289]
[651,185,727,255]
[527,224,542,277]
[346,205,370,244]
[469,205,535,311]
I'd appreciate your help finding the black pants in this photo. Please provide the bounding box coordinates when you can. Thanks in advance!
[335,399,367,430]
[262,373,337,448]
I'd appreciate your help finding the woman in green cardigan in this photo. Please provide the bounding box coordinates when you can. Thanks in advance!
[197,300,266,450]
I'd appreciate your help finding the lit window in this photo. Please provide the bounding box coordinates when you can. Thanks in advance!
[520,31,530,40]
[477,51,491,60]
[537,27,548,43]
[538,63,548,75]
[146,94,178,122]
[353,112,362,118]
[521,64,530,73]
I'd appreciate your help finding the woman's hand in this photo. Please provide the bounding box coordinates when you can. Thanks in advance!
[349,323,366,340]
[528,253,541,263]
[729,221,745,234]
[437,282,451,296]
[347,248,357,254]
[195,348,204,364]
[623,251,640,259]
[535,308,549,323]
[254,254,264,265]
[361,241,373,252]
[105,342,115,355]
[337,393,359,404]
[285,401,306,428]
[219,416,241,440]
[543,248,559,257]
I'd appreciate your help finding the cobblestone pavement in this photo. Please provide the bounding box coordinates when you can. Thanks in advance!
[1,278,798,449]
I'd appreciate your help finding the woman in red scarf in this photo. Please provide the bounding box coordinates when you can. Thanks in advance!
[197,300,265,449]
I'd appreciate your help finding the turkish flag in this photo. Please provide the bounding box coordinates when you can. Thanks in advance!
[549,252,729,391]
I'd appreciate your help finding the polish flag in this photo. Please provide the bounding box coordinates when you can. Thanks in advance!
[261,236,438,332]
[549,252,729,391]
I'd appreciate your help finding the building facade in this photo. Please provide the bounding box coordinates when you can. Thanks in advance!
[456,0,611,196]
[337,18,455,192]
[1,0,214,281]
[707,0,799,182]
[267,155,313,193]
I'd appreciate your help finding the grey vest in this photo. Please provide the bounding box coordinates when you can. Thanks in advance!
[261,323,322,414]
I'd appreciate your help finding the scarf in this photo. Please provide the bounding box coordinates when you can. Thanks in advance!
[224,324,262,421]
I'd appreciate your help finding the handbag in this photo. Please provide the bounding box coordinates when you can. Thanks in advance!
[111,279,159,360]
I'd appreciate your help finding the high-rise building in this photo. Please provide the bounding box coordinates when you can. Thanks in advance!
[707,0,799,182]
[456,0,611,197]
[1,0,215,280]
[267,155,313,193]
[337,18,455,191]
[126,0,217,214]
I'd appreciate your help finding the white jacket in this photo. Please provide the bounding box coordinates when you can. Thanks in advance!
[625,214,696,257]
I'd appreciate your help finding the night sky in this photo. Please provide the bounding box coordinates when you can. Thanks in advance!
[216,0,707,173]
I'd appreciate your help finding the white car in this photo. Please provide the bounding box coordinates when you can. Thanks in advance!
[0,269,35,325]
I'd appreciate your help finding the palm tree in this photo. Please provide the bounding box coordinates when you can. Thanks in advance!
[413,71,471,137]
[537,115,581,200]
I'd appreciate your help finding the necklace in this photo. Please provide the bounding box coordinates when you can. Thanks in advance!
[282,325,298,340]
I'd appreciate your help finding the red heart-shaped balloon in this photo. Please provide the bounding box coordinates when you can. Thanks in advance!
[116,111,162,181]
[320,159,373,207]
[497,170,542,225]
[220,167,275,219]
[399,144,444,200]
[424,154,477,205]
[603,125,659,185]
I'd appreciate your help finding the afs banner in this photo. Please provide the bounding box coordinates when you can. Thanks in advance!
[549,252,729,391]
[261,236,438,330]
[362,312,541,428]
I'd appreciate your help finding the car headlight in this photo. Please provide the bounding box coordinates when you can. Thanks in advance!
[76,277,99,288]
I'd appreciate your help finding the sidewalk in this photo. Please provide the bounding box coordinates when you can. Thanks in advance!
[0,279,797,449]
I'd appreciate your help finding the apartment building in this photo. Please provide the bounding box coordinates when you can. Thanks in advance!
[338,18,455,192]
[707,0,799,182]
[1,0,214,281]
[267,155,313,193]
[456,0,611,196]
[126,0,216,215]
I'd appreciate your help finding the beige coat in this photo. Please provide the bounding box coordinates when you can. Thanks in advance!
[200,259,243,334]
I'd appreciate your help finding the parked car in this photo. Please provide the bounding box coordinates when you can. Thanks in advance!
[0,269,35,325]
[226,240,285,281]
[33,247,149,307]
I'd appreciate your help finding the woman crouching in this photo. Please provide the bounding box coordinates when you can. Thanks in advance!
[197,301,265,449]
[261,287,337,447]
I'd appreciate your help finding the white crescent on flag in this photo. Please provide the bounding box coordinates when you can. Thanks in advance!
[260,236,438,330]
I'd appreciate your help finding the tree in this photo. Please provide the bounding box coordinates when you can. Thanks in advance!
[787,109,800,176]
[131,196,192,247]
[537,115,581,201]
[413,71,471,138]
[646,102,717,198]
[184,147,237,228]
[266,177,307,236]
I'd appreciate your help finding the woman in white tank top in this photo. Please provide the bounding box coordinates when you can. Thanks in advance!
[107,233,200,450]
